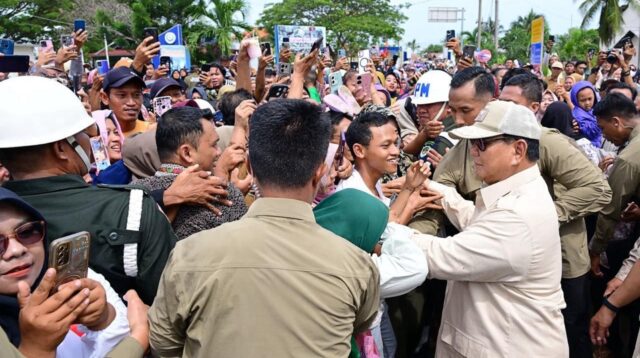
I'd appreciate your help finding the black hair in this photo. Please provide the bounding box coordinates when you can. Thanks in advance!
[265,68,276,77]
[450,66,495,98]
[502,135,540,161]
[500,68,530,90]
[218,88,253,125]
[345,111,395,157]
[503,74,543,103]
[210,63,227,77]
[156,106,206,162]
[248,99,331,188]
[606,81,638,100]
[593,92,638,121]
[575,61,588,68]
[343,70,358,85]
[328,110,352,125]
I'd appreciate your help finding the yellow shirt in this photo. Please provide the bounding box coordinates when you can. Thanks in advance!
[122,120,150,138]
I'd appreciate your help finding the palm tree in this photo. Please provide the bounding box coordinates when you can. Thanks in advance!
[577,0,640,45]
[406,39,421,53]
[188,0,251,56]
[510,10,544,34]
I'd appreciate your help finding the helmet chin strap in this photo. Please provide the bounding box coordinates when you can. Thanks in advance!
[432,102,448,123]
[66,136,92,173]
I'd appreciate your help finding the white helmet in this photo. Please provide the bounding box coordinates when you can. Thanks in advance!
[411,70,452,105]
[193,98,214,113]
[0,76,95,148]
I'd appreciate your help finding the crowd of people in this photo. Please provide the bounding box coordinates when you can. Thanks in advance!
[1,23,640,358]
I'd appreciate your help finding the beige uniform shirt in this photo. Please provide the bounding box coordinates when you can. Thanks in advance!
[148,198,380,358]
[410,128,612,278]
[411,166,568,357]
[591,126,640,254]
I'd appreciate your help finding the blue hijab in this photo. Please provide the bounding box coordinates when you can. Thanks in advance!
[570,81,602,147]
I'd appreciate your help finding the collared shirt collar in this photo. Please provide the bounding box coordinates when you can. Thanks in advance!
[478,165,541,208]
[4,174,89,196]
[245,197,316,222]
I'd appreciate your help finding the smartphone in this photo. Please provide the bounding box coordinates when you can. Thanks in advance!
[260,42,272,56]
[588,48,596,57]
[96,59,110,76]
[323,46,331,61]
[74,19,86,33]
[310,37,324,54]
[282,37,290,49]
[463,45,475,61]
[201,63,211,72]
[153,96,172,117]
[333,131,346,185]
[143,27,159,43]
[48,232,90,293]
[419,145,433,162]
[266,84,289,100]
[160,56,171,69]
[370,45,379,56]
[359,72,372,99]
[277,62,291,76]
[329,71,343,94]
[338,49,347,58]
[350,61,358,70]
[446,30,456,42]
[89,136,110,171]
[39,39,54,67]
[0,55,30,73]
[61,35,74,48]
[549,35,555,42]
[0,39,15,55]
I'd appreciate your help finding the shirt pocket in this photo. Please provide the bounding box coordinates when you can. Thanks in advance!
[440,321,488,358]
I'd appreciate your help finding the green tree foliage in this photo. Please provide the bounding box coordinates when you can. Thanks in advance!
[423,44,444,54]
[187,0,250,57]
[257,0,408,54]
[555,27,600,61]
[0,0,75,41]
[578,0,640,45]
[499,10,551,62]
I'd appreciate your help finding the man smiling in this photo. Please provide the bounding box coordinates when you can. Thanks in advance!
[100,67,148,137]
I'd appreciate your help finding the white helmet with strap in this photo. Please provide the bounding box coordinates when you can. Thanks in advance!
[411,70,452,105]
[0,76,95,171]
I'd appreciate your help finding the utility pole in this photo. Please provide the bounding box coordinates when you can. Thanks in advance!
[477,0,482,49]
[494,0,499,50]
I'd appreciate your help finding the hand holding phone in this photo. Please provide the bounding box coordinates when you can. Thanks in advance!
[143,27,159,43]
[74,19,86,33]
[153,96,173,117]
[310,37,324,54]
[446,30,456,42]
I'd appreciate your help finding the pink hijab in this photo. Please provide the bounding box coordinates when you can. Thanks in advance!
[92,109,124,149]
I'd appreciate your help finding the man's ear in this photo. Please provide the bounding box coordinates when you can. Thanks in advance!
[177,144,195,165]
[100,89,109,107]
[352,143,366,159]
[531,102,540,114]
[312,162,328,188]
[52,140,69,161]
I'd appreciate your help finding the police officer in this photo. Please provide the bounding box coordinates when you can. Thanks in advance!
[0,76,177,305]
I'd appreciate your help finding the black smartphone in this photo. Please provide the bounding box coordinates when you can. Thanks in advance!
[549,35,555,42]
[143,27,159,43]
[260,42,272,56]
[74,19,86,33]
[446,30,456,42]
[266,84,289,100]
[160,56,171,68]
[350,61,358,70]
[0,55,30,73]
[310,37,324,53]
[201,63,211,72]
[463,45,475,60]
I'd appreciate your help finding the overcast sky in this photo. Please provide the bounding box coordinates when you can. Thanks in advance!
[244,0,597,48]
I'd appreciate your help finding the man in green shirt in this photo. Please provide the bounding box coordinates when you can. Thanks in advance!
[0,76,177,305]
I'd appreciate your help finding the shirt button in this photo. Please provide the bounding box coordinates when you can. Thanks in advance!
[109,232,119,241]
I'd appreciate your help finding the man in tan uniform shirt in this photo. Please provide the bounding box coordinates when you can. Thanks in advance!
[148,99,380,357]
[410,70,611,358]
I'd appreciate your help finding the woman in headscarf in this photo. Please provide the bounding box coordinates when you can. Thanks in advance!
[537,89,558,122]
[0,187,131,357]
[171,70,187,90]
[89,111,132,185]
[314,189,428,358]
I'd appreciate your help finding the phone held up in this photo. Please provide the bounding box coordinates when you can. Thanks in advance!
[153,96,172,117]
[446,30,456,42]
[48,232,91,293]
[143,27,159,43]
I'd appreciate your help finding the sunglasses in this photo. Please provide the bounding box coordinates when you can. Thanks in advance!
[0,221,46,256]
[470,135,510,152]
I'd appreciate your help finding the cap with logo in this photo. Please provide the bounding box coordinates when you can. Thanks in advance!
[102,67,146,91]
[411,70,451,105]
[449,100,541,140]
[149,78,182,99]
